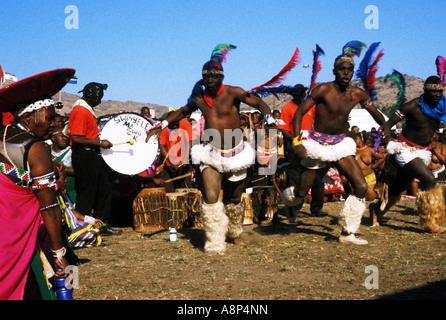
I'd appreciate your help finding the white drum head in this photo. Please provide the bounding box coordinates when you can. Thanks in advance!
[99,113,159,175]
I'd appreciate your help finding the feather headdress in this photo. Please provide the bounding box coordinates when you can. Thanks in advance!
[249,48,301,92]
[250,84,306,100]
[436,56,446,86]
[356,42,384,101]
[309,44,325,93]
[210,43,237,64]
[383,69,406,110]
[334,41,367,68]
[342,40,367,58]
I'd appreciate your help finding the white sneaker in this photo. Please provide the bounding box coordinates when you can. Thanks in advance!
[339,234,368,245]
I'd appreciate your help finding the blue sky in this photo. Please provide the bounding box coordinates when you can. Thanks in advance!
[1,1,445,108]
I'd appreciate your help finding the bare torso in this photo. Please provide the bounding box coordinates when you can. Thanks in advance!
[191,84,270,150]
[356,146,376,176]
[401,98,440,147]
[195,85,242,149]
[313,82,369,135]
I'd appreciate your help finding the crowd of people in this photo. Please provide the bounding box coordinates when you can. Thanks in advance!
[2,42,446,299]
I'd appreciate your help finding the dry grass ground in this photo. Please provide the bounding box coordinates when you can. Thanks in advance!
[71,198,446,303]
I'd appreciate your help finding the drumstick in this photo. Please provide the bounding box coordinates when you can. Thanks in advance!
[161,144,175,166]
[164,172,192,183]
[113,139,135,146]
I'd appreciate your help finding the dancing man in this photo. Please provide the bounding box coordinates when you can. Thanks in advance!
[283,42,386,245]
[147,44,273,255]
[371,75,446,233]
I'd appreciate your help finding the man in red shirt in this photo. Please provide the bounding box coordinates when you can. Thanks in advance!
[278,84,326,222]
[159,115,194,192]
[69,82,121,236]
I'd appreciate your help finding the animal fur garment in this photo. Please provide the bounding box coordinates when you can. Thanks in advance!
[338,195,366,235]
[191,142,256,173]
[417,184,445,231]
[225,202,245,239]
[386,140,432,167]
[302,136,356,162]
[202,201,228,255]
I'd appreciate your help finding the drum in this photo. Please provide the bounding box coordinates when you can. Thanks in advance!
[176,188,203,228]
[166,192,189,229]
[99,112,159,175]
[133,187,168,232]
[241,192,254,225]
[252,186,279,223]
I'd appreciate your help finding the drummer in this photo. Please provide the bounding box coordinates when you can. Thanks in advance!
[159,111,194,192]
[69,82,122,236]
[147,47,274,255]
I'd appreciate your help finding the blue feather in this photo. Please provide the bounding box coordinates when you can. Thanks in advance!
[210,43,236,64]
[251,85,306,100]
[342,41,367,57]
[356,42,380,83]
[309,44,325,92]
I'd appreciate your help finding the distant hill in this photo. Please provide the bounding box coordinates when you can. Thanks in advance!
[52,91,170,119]
[53,74,425,119]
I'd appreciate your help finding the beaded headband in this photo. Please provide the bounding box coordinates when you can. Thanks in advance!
[424,83,445,91]
[334,56,355,68]
[202,69,224,75]
[17,98,55,117]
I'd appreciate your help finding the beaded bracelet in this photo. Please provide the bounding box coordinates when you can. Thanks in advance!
[32,172,57,191]
[39,202,61,212]
[52,247,66,263]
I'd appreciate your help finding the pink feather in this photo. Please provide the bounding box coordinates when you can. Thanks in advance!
[436,56,446,85]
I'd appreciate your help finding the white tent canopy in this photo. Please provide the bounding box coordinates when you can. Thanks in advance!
[348,109,393,132]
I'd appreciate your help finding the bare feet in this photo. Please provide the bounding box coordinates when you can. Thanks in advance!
[369,203,383,227]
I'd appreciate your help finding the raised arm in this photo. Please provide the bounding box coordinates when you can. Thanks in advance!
[292,96,315,138]
[379,99,417,138]
[146,105,192,142]
[239,89,272,117]
[359,91,386,132]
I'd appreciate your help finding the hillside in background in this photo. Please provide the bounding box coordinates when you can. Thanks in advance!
[52,92,170,119]
[53,74,425,118]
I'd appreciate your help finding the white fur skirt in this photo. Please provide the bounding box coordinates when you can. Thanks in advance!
[302,136,356,163]
[386,140,432,167]
[191,141,256,173]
